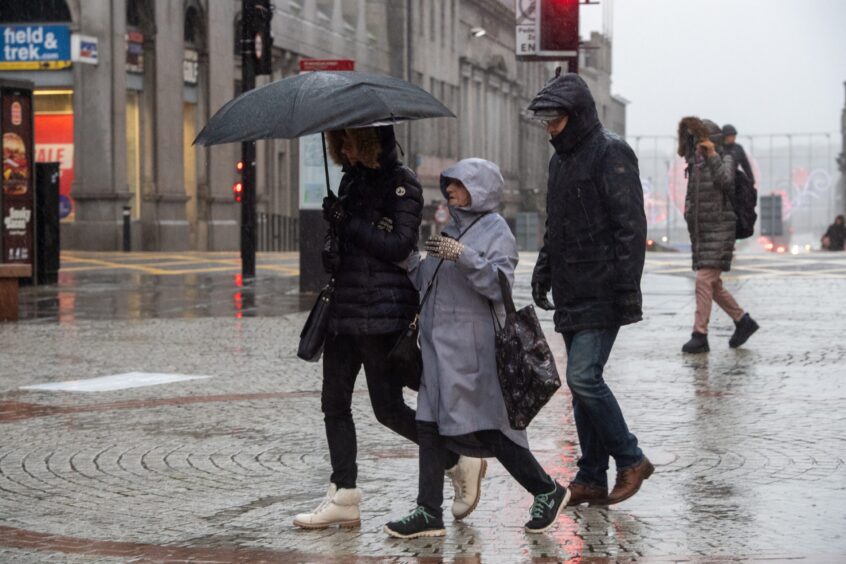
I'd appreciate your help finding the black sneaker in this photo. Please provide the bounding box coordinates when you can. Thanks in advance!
[682,332,709,353]
[384,506,446,539]
[524,482,570,534]
[729,314,759,348]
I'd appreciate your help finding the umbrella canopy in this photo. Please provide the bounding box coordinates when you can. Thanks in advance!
[194,71,455,146]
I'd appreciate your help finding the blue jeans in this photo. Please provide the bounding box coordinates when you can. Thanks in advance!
[564,327,642,489]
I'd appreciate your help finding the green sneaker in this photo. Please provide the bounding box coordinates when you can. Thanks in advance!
[384,506,446,539]
[524,482,570,533]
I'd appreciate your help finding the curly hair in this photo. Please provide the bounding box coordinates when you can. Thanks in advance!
[677,116,710,157]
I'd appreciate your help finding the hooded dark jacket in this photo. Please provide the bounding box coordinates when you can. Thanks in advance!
[330,126,423,335]
[530,74,646,333]
[724,142,754,186]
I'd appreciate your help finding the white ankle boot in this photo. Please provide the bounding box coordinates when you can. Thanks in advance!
[293,483,361,529]
[445,456,486,520]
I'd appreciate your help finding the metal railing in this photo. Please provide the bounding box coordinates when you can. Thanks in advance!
[257,213,298,252]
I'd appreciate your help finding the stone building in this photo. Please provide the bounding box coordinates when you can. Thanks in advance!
[0,0,624,252]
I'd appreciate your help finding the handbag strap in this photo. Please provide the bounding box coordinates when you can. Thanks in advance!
[488,269,514,334]
[410,212,490,328]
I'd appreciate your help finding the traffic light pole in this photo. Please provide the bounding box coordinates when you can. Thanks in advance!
[240,0,257,279]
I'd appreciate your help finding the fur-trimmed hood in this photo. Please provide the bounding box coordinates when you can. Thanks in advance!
[325,125,398,170]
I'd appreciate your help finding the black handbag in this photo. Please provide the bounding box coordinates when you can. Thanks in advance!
[388,213,489,390]
[491,269,561,430]
[297,278,335,362]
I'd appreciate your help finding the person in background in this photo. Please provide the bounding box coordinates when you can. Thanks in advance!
[721,124,755,185]
[822,214,846,251]
[679,117,759,354]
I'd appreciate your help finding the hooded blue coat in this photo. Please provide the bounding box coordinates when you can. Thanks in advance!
[410,158,528,452]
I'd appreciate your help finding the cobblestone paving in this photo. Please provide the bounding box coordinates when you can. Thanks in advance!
[1,252,845,562]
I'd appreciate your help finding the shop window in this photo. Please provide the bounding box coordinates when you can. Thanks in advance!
[126,92,141,220]
[33,91,75,221]
[0,0,71,23]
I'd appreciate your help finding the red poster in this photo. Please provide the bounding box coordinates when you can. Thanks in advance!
[35,112,74,220]
[2,89,34,265]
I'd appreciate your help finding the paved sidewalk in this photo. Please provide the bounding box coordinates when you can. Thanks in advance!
[1,252,845,562]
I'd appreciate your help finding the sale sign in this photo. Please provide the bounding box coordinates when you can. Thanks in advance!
[35,112,74,220]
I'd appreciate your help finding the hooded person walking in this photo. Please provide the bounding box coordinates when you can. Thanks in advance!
[384,158,570,539]
[528,72,653,507]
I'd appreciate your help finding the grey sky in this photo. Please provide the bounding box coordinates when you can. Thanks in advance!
[581,0,846,137]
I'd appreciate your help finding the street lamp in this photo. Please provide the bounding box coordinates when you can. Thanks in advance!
[470,27,486,38]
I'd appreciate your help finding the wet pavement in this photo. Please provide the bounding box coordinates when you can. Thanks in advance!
[18,252,306,322]
[1,251,845,562]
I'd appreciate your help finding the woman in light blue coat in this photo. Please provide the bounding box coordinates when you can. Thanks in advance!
[384,158,570,539]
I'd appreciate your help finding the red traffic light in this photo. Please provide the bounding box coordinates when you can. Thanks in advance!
[236,161,244,172]
[233,181,243,202]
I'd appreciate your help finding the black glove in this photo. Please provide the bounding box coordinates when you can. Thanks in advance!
[532,282,555,311]
[322,195,346,228]
[321,231,341,274]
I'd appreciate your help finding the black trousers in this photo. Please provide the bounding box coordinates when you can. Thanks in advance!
[416,421,555,518]
[322,332,419,489]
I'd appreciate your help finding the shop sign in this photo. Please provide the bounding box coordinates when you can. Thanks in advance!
[183,49,198,84]
[71,34,98,65]
[299,59,355,72]
[0,25,71,70]
[126,31,144,73]
[2,88,34,264]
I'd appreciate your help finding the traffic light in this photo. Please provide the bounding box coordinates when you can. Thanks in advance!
[759,195,783,236]
[234,160,244,202]
[538,0,579,55]
[247,0,273,75]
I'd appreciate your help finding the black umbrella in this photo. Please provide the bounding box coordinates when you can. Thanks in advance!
[193,71,455,146]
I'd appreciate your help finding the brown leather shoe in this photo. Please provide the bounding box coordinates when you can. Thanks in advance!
[566,482,608,507]
[607,457,654,505]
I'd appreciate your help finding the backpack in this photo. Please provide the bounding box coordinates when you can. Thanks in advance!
[733,169,757,239]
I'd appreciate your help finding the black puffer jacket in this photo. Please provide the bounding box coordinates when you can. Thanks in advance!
[330,126,423,335]
[530,74,647,333]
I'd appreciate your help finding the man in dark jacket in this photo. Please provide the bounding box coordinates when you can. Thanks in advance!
[529,72,652,507]
[721,124,755,186]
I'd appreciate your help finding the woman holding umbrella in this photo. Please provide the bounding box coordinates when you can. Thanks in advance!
[293,126,484,529]
[383,159,570,539]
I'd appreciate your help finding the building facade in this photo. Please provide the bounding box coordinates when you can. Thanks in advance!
[0,0,625,252]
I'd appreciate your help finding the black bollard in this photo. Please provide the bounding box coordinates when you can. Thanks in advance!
[122,206,131,252]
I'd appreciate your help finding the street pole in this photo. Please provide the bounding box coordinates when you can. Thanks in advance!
[240,0,257,279]
[826,133,832,221]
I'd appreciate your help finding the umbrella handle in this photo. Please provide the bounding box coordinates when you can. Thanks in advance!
[321,131,335,199]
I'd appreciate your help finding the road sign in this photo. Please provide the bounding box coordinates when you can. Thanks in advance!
[298,59,355,72]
